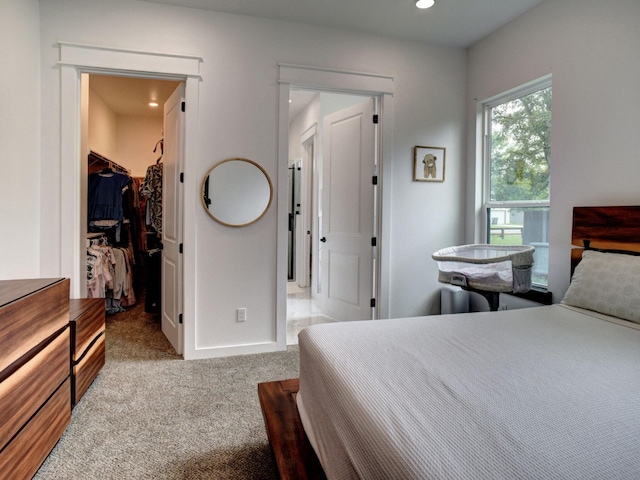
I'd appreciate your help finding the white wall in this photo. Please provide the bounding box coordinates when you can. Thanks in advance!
[88,86,164,177]
[390,46,467,316]
[31,0,466,357]
[466,0,640,302]
[0,0,41,279]
[117,116,164,178]
[88,87,118,163]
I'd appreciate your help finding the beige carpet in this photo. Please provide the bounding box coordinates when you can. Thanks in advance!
[34,298,299,480]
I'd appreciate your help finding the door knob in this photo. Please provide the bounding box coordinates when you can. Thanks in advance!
[320,237,327,243]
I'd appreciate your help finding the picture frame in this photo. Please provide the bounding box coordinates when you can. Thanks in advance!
[414,146,445,182]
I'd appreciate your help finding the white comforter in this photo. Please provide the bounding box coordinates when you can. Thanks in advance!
[297,305,640,479]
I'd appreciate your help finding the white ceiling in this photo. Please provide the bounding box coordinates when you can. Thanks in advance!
[89,75,181,118]
[142,0,544,48]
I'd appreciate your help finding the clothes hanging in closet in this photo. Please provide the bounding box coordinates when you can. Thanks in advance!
[87,238,136,312]
[87,239,113,298]
[140,161,163,236]
[88,170,132,242]
[130,177,148,253]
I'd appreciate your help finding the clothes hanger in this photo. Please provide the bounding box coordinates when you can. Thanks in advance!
[100,161,114,174]
[153,138,164,164]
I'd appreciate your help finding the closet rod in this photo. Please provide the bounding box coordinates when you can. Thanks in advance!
[88,150,130,175]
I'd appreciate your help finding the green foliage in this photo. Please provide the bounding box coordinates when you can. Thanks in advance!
[490,87,551,202]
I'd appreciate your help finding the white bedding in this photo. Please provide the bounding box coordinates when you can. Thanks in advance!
[297,305,640,479]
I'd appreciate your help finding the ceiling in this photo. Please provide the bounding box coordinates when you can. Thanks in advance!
[91,0,544,118]
[142,0,544,48]
[89,75,180,118]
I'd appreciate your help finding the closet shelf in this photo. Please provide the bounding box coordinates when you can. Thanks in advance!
[88,150,130,175]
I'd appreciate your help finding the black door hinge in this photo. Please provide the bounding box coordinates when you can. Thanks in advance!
[372,175,378,185]
[179,313,183,324]
[370,298,376,308]
[373,114,379,124]
[179,243,184,254]
[181,101,186,112]
[180,172,184,183]
[371,237,377,247]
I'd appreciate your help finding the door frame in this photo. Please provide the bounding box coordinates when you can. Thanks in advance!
[298,126,316,292]
[58,42,201,358]
[277,64,395,342]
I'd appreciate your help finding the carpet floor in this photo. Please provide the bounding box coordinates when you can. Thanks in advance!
[34,299,299,479]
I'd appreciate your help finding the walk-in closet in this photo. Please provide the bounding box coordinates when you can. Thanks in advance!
[83,74,181,318]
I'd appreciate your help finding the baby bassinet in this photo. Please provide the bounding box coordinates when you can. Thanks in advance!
[432,244,535,294]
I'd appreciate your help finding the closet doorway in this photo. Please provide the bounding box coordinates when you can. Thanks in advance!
[82,73,185,354]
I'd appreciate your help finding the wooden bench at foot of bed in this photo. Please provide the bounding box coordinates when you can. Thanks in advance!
[257,378,327,480]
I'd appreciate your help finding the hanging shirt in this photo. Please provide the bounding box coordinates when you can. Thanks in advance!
[88,171,131,222]
[140,162,163,235]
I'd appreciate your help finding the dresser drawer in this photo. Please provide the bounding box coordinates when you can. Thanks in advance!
[73,332,105,406]
[0,327,70,451]
[0,278,70,373]
[69,298,105,362]
[0,378,71,480]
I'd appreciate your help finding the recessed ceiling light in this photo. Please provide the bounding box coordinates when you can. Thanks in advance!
[416,0,435,8]
[149,102,159,107]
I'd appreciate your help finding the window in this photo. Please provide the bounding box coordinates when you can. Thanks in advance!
[483,78,551,288]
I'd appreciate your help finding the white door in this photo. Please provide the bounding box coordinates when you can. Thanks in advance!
[161,84,185,354]
[320,98,376,321]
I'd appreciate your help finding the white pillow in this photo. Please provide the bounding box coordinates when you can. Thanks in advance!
[561,250,640,323]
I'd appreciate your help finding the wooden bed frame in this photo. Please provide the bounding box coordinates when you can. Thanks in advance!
[571,205,640,272]
[259,205,640,479]
[257,378,326,480]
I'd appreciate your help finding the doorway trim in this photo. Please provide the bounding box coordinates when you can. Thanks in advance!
[58,42,201,358]
[277,63,394,342]
[299,124,317,292]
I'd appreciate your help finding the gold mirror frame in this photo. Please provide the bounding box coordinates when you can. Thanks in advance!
[201,158,273,227]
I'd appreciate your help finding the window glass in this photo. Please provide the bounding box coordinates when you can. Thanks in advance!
[489,87,551,203]
[485,83,551,288]
[487,206,549,287]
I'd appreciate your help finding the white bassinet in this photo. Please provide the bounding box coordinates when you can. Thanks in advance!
[432,244,535,293]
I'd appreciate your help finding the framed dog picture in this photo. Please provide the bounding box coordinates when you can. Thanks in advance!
[414,146,445,182]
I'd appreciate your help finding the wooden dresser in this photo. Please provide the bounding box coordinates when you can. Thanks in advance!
[0,278,71,480]
[69,298,105,407]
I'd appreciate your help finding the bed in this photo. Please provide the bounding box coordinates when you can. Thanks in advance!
[258,206,640,479]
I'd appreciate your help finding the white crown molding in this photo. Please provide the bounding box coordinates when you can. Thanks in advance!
[59,41,202,78]
[278,63,394,96]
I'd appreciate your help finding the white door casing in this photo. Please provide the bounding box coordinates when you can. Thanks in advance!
[162,84,185,355]
[320,98,376,321]
[298,133,315,291]
[277,64,394,343]
[58,42,200,358]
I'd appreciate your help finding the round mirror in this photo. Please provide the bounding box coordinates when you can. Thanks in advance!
[201,158,273,227]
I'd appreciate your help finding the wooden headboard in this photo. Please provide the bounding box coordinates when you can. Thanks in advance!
[571,206,640,273]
